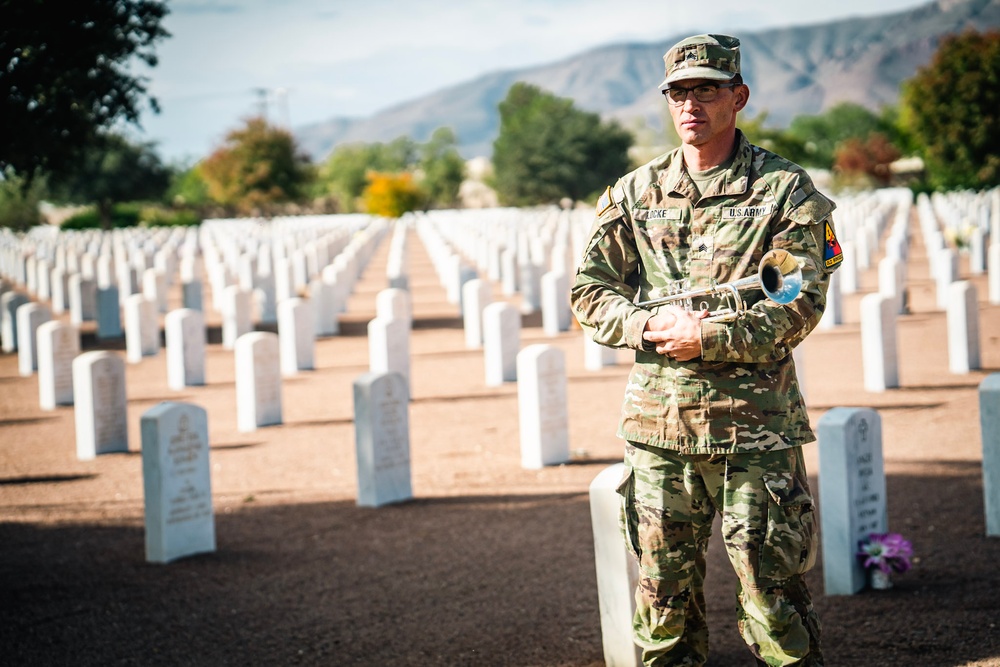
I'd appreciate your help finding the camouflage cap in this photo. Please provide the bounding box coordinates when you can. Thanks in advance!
[658,34,741,90]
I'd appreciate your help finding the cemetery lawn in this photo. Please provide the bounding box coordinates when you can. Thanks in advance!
[3,220,1000,666]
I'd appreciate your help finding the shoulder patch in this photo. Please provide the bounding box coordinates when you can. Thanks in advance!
[824,220,843,268]
[596,186,614,216]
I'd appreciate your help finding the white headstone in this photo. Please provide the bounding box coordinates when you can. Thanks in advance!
[278,297,315,375]
[221,286,252,350]
[95,286,123,339]
[124,295,160,364]
[73,351,128,459]
[589,464,642,667]
[818,407,887,595]
[860,293,899,392]
[235,331,282,432]
[585,333,618,371]
[541,271,571,336]
[483,302,520,386]
[947,281,981,374]
[368,316,410,395]
[37,321,79,410]
[353,371,412,507]
[935,247,958,310]
[462,278,492,349]
[16,302,50,376]
[166,309,206,389]
[980,374,1000,537]
[68,275,97,324]
[140,402,216,563]
[989,243,1000,305]
[375,288,412,324]
[517,344,570,468]
[310,278,339,336]
[1,291,30,352]
[181,279,203,312]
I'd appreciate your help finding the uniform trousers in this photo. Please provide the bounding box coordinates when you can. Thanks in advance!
[619,441,824,666]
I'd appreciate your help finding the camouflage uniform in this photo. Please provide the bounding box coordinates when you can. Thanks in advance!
[570,127,841,666]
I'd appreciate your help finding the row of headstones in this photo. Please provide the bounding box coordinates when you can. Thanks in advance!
[589,384,1000,665]
[82,327,581,564]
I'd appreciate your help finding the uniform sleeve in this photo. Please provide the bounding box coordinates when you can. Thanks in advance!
[700,186,839,364]
[570,191,654,351]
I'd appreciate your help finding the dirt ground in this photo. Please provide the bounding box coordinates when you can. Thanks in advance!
[2,212,1000,667]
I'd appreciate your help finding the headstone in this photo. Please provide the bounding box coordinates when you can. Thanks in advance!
[462,278,491,349]
[838,241,858,294]
[1,291,30,352]
[483,302,520,386]
[166,309,206,390]
[95,286,123,339]
[368,316,410,395]
[585,333,619,371]
[235,331,282,432]
[140,401,216,563]
[818,267,842,331]
[989,243,1000,305]
[375,288,411,324]
[278,297,315,375]
[590,464,642,667]
[16,302,50,376]
[310,278,339,336]
[221,286,252,350]
[818,407,887,595]
[980,374,1000,537]
[182,279,203,312]
[124,295,160,364]
[947,281,981,374]
[353,371,412,507]
[517,344,570,468]
[541,271,571,336]
[73,351,128,459]
[49,267,67,314]
[860,294,898,392]
[935,247,958,310]
[68,275,97,324]
[37,321,80,410]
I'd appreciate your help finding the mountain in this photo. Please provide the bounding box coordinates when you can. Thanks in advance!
[295,0,1000,161]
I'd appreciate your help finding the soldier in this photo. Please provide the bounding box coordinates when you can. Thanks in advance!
[570,34,842,666]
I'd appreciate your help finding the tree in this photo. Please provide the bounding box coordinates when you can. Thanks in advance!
[902,30,1000,190]
[492,83,632,206]
[833,133,901,187]
[362,172,422,218]
[319,137,418,212]
[786,103,895,169]
[739,111,810,166]
[0,0,170,183]
[419,127,466,208]
[200,117,311,214]
[47,132,170,227]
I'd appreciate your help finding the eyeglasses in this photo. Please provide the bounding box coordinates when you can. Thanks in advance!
[662,82,738,105]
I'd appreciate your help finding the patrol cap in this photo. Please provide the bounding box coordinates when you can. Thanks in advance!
[658,34,741,90]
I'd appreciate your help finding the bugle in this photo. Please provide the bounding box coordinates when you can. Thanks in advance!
[635,248,803,323]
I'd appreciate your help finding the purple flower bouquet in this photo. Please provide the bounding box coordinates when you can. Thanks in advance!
[857,532,914,575]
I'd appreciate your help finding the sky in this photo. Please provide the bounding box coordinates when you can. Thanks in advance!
[136,0,936,164]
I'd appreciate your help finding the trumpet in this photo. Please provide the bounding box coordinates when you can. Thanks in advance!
[635,249,803,323]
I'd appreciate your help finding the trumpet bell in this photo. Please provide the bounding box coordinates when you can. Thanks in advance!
[759,249,802,305]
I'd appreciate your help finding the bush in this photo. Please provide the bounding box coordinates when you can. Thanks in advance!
[139,207,201,227]
[60,205,139,229]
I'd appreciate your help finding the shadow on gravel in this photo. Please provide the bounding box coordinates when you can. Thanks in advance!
[1,463,997,667]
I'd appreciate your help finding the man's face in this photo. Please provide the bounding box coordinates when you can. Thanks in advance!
[666,78,748,150]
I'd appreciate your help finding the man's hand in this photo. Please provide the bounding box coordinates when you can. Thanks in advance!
[642,305,706,361]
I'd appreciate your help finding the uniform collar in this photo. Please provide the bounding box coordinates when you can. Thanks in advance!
[660,130,753,202]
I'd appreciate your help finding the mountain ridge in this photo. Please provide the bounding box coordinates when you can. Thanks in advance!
[295,0,1000,161]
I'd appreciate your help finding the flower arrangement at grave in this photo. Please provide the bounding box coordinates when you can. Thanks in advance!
[857,532,913,589]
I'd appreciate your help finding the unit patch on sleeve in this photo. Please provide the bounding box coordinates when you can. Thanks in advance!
[596,186,614,216]
[824,220,844,268]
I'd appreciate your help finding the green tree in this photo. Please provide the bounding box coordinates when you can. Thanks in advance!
[46,132,170,227]
[200,117,311,214]
[739,111,810,166]
[0,171,45,231]
[167,163,211,208]
[492,83,632,206]
[786,103,893,169]
[901,30,1000,189]
[0,0,170,184]
[318,137,418,212]
[419,127,465,208]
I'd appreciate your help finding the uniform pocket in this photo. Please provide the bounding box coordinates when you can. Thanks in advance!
[615,465,641,561]
[758,470,817,581]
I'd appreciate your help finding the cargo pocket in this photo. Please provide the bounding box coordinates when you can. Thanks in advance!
[758,470,817,581]
[615,465,641,561]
